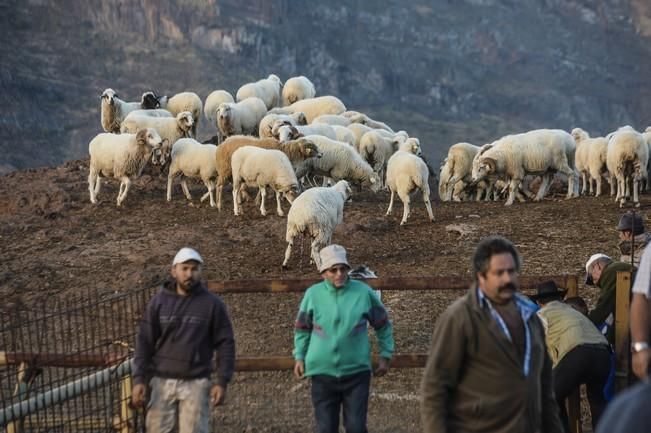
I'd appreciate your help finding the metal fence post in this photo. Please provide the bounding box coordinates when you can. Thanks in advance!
[615,270,632,392]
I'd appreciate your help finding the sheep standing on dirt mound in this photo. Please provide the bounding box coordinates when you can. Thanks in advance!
[281,76,316,106]
[217,97,268,139]
[386,139,434,225]
[100,89,158,133]
[282,180,352,270]
[231,146,300,217]
[438,142,481,202]
[472,129,578,206]
[258,112,307,138]
[284,96,346,123]
[358,130,409,187]
[166,138,219,207]
[236,74,283,110]
[606,126,649,207]
[88,128,162,206]
[157,92,203,138]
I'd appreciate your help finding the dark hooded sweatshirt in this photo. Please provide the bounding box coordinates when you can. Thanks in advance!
[133,279,236,387]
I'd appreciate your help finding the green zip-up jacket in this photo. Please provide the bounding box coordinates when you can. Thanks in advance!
[588,261,633,345]
[293,278,394,377]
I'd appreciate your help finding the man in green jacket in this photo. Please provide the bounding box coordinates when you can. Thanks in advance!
[585,253,634,345]
[293,244,394,433]
[420,236,563,433]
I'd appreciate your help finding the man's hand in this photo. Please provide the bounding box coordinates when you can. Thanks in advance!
[633,349,651,379]
[374,357,390,377]
[131,383,147,409]
[210,384,226,406]
[294,360,305,379]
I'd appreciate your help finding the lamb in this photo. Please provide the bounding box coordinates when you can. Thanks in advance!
[282,180,352,269]
[282,96,346,123]
[385,139,434,225]
[358,130,409,187]
[204,90,234,128]
[236,74,283,110]
[120,111,194,166]
[258,112,307,138]
[88,128,163,206]
[297,135,381,191]
[216,97,268,139]
[346,123,374,151]
[166,138,219,207]
[472,129,578,206]
[214,135,321,211]
[281,76,316,106]
[100,88,158,133]
[341,111,394,132]
[157,92,203,138]
[606,126,649,207]
[438,142,481,201]
[274,123,338,142]
[571,128,610,196]
[231,146,300,216]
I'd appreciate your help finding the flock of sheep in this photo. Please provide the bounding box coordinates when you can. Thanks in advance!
[89,75,433,269]
[439,126,651,208]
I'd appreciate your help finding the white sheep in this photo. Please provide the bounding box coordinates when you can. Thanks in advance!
[472,129,578,206]
[438,142,481,202]
[258,112,307,138]
[281,76,316,106]
[297,135,381,191]
[120,111,194,166]
[283,96,346,123]
[236,74,283,110]
[216,97,268,139]
[124,109,173,120]
[571,128,610,196]
[157,92,203,138]
[332,125,356,146]
[204,90,234,127]
[346,123,374,151]
[231,146,300,216]
[385,139,434,225]
[166,138,219,207]
[282,180,352,269]
[606,126,649,207]
[274,123,338,143]
[312,113,367,127]
[342,111,394,132]
[358,130,409,187]
[88,128,163,206]
[100,89,157,133]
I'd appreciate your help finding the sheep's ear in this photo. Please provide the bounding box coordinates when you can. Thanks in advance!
[136,130,148,147]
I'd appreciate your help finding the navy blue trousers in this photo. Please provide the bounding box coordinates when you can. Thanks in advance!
[310,370,371,433]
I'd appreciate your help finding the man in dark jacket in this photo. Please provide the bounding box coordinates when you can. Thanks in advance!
[585,253,633,345]
[132,247,236,433]
[420,236,563,433]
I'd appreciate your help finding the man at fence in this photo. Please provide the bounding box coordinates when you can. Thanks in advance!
[531,280,610,432]
[616,211,650,267]
[131,247,236,433]
[293,244,394,433]
[420,235,563,433]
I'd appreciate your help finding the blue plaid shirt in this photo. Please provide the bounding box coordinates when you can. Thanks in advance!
[477,288,539,376]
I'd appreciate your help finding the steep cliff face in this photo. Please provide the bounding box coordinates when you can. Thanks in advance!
[1,0,650,173]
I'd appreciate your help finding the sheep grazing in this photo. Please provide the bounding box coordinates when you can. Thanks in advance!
[284,96,346,123]
[231,146,300,216]
[297,135,381,192]
[274,123,338,143]
[100,88,157,133]
[214,135,321,211]
[166,138,219,207]
[282,180,352,269]
[358,130,409,187]
[88,128,163,206]
[236,74,283,110]
[120,111,194,166]
[438,142,481,202]
[157,92,203,138]
[216,97,268,139]
[571,128,610,196]
[258,112,307,138]
[606,126,649,207]
[282,76,316,106]
[472,129,578,206]
[341,111,394,132]
[385,139,434,225]
[204,90,235,136]
[346,123,374,151]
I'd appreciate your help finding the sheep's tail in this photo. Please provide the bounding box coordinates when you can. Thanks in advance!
[438,159,453,199]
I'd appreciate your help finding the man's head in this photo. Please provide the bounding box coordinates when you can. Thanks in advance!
[585,253,612,286]
[617,212,645,241]
[171,247,203,292]
[473,236,522,305]
[565,296,589,316]
[530,280,566,307]
[319,244,351,289]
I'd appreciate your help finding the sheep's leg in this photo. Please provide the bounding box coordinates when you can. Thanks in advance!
[422,187,434,222]
[580,173,588,195]
[282,236,294,268]
[117,177,131,207]
[201,178,216,207]
[533,174,551,201]
[232,182,241,216]
[633,178,640,207]
[216,176,224,211]
[505,178,520,206]
[166,170,177,202]
[610,175,616,197]
[275,190,285,217]
[311,235,327,269]
[398,190,411,225]
[180,179,192,201]
[386,189,395,216]
[259,186,268,216]
[88,169,99,204]
[595,176,602,197]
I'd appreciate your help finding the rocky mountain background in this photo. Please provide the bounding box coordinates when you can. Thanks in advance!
[1,0,650,174]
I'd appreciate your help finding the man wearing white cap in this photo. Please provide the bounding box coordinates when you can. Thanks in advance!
[131,247,236,433]
[585,253,633,345]
[293,244,394,433]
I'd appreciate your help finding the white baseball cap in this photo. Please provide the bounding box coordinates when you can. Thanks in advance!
[585,253,610,284]
[319,244,350,273]
[172,247,204,266]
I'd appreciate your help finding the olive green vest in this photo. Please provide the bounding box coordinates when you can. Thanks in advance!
[538,301,608,367]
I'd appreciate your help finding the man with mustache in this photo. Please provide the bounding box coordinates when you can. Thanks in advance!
[131,247,236,433]
[420,236,563,433]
